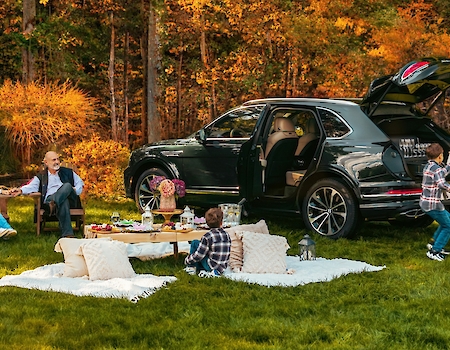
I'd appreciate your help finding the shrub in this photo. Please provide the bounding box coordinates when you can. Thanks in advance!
[0,80,98,168]
[63,136,130,200]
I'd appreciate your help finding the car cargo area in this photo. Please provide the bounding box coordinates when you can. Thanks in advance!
[374,115,449,180]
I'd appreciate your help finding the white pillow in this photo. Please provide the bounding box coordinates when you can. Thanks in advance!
[226,220,270,271]
[241,231,290,274]
[54,238,91,278]
[76,239,136,281]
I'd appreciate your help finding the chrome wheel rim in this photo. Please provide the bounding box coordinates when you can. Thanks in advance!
[307,186,347,236]
[138,174,160,211]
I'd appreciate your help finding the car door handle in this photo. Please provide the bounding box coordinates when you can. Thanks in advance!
[232,148,240,155]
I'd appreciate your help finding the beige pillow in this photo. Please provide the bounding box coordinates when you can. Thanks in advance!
[241,231,290,274]
[54,238,91,278]
[226,220,270,271]
[76,239,136,281]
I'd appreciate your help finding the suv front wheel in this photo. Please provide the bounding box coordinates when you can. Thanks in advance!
[134,168,169,212]
[301,178,359,239]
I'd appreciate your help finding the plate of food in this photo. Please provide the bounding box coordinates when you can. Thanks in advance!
[115,219,135,227]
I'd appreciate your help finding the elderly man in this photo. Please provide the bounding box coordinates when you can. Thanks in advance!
[10,151,84,238]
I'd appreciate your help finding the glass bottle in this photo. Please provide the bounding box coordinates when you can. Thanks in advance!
[141,205,154,230]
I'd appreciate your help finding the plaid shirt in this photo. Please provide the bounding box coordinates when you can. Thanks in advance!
[420,160,450,212]
[184,227,231,273]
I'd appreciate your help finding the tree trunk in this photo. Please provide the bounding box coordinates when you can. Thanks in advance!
[177,51,183,137]
[108,11,118,141]
[124,31,130,145]
[140,0,148,143]
[147,2,160,143]
[22,0,36,83]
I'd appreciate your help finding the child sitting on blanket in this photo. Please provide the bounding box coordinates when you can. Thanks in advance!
[184,207,231,277]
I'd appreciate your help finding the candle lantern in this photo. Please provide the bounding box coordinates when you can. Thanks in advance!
[298,234,316,261]
[180,206,195,228]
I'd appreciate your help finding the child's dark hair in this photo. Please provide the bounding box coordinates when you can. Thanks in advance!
[426,143,444,160]
[205,207,223,228]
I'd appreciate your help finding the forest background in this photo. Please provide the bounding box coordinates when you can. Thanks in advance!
[0,0,450,200]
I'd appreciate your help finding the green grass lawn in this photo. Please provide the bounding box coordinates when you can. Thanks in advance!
[1,196,449,349]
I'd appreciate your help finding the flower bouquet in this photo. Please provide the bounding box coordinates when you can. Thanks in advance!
[149,176,186,211]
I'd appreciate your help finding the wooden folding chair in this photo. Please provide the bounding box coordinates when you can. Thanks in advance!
[30,192,85,236]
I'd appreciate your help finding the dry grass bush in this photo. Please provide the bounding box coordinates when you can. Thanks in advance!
[0,80,98,168]
[63,135,130,201]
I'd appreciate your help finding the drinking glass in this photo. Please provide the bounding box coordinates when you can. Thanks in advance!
[111,212,120,224]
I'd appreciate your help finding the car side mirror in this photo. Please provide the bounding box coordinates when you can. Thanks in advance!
[196,129,207,143]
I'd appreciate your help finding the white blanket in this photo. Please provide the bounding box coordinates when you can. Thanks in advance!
[225,256,385,287]
[0,263,176,303]
[0,255,384,303]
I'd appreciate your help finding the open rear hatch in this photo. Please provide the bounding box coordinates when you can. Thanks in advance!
[361,57,450,115]
[360,58,450,181]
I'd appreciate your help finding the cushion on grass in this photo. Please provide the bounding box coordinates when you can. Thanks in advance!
[241,231,290,274]
[226,220,270,272]
[76,239,136,281]
[54,238,91,278]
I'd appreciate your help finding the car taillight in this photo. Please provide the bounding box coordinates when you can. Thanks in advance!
[387,188,422,195]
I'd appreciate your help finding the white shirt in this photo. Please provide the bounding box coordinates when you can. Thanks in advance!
[21,170,84,200]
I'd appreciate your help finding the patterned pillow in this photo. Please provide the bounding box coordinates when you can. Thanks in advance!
[76,239,136,281]
[54,238,91,278]
[241,231,290,274]
[226,220,270,272]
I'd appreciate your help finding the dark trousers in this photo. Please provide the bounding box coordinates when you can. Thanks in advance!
[46,183,77,237]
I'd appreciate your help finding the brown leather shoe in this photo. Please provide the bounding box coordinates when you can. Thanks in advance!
[49,200,57,216]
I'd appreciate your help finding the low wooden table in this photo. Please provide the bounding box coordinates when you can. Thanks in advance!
[84,224,207,258]
[0,194,14,221]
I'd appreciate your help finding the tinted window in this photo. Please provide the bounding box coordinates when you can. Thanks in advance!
[269,109,317,137]
[319,108,351,138]
[207,106,263,138]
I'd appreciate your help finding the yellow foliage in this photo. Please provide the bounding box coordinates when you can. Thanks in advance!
[63,136,130,200]
[0,80,98,167]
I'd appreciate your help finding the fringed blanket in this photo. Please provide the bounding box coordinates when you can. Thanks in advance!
[0,263,176,303]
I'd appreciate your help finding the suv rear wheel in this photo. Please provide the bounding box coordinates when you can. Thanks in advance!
[301,178,359,239]
[134,168,169,212]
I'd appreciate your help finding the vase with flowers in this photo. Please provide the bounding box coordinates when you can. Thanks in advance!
[149,176,186,212]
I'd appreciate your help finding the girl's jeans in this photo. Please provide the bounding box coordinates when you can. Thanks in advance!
[426,209,450,251]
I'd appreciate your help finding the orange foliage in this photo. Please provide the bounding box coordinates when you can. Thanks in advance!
[0,80,98,167]
[63,136,130,200]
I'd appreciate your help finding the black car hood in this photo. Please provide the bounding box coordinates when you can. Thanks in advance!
[361,58,450,112]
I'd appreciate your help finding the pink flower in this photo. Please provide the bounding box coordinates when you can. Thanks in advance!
[150,176,186,198]
[158,179,176,197]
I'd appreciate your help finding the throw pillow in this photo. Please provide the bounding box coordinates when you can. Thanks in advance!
[76,239,136,281]
[241,231,290,274]
[54,238,91,278]
[226,220,270,272]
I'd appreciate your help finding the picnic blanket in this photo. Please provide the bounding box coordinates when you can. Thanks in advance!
[0,241,384,302]
[0,263,176,303]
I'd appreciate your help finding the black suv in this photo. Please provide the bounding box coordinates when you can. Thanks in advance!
[124,58,450,238]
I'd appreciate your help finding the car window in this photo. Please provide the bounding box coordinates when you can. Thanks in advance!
[318,108,351,138]
[207,106,263,138]
[268,109,317,137]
